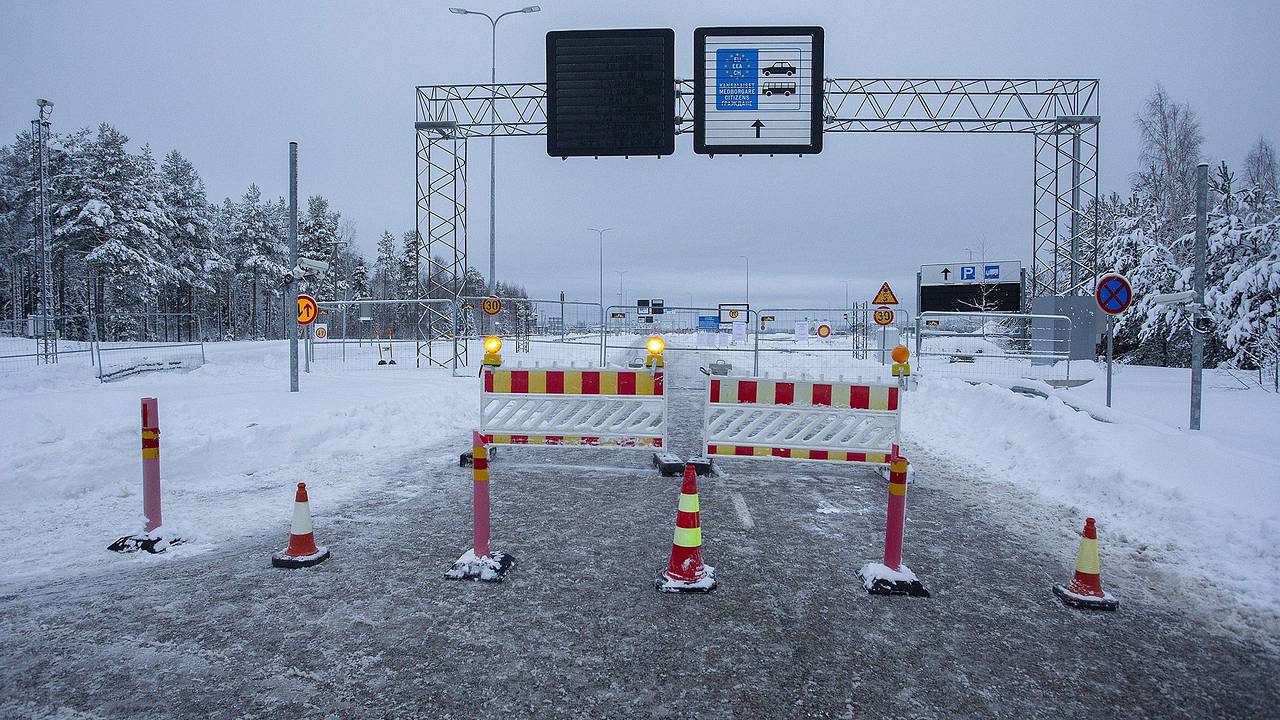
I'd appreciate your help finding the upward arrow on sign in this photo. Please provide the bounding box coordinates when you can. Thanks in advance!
[751,119,765,138]
[872,282,899,305]
[941,268,951,280]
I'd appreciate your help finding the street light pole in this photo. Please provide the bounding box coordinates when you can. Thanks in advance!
[589,226,614,312]
[448,5,541,294]
[616,270,627,305]
[737,255,750,306]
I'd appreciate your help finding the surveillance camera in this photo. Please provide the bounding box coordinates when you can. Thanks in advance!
[297,257,330,274]
[1149,290,1196,306]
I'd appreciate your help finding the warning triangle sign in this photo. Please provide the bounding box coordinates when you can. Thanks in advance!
[872,282,899,305]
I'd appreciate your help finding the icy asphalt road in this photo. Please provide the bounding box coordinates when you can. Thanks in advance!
[2,351,1278,719]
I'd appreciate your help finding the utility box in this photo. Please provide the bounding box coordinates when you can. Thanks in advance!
[1031,296,1103,362]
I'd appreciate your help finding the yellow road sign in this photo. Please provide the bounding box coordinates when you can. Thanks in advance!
[872,282,899,305]
[481,297,503,316]
[297,295,318,325]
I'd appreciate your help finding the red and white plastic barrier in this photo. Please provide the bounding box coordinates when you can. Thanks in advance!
[702,374,928,597]
[447,366,670,581]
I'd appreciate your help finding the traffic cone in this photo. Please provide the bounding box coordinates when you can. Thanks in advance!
[656,464,716,593]
[272,483,331,568]
[1053,517,1118,610]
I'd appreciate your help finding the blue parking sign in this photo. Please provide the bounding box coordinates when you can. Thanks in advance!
[960,266,976,281]
[984,264,1000,280]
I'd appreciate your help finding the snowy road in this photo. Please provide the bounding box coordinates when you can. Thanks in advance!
[2,351,1278,719]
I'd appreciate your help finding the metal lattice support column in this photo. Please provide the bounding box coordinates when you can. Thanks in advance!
[30,109,57,363]
[1032,118,1100,297]
[415,123,468,370]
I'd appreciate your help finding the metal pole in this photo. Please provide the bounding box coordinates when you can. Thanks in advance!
[288,142,299,393]
[487,19,497,294]
[1105,316,1114,407]
[1191,162,1208,430]
[588,227,613,332]
[1070,130,1082,292]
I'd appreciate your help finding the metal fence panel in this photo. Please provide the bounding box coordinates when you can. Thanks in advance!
[914,311,1072,382]
[754,306,911,380]
[604,306,759,373]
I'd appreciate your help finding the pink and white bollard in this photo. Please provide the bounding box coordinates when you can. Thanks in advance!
[109,397,183,554]
[856,444,929,597]
[445,431,514,581]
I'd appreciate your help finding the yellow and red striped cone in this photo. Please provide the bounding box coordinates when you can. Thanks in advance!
[272,483,331,568]
[656,464,716,593]
[1053,517,1118,610]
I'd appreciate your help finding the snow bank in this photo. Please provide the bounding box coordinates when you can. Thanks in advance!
[0,341,477,586]
[905,374,1280,636]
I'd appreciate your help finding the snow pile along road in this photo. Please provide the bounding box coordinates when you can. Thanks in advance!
[906,375,1280,641]
[0,342,477,586]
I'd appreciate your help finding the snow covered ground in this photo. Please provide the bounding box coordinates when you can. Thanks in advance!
[2,342,1277,648]
[0,341,476,586]
[906,364,1280,642]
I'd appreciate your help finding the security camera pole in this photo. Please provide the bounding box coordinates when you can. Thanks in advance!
[288,142,300,393]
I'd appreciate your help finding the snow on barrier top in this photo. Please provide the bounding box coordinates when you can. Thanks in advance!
[703,376,901,464]
[480,367,667,448]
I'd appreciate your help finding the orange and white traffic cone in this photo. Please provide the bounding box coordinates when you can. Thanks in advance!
[656,464,716,593]
[1053,517,1118,610]
[272,482,331,568]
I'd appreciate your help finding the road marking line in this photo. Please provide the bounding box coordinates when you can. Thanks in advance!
[731,491,755,530]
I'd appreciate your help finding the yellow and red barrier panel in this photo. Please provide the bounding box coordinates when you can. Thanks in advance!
[483,368,664,398]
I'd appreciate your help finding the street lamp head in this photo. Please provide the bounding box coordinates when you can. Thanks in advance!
[448,7,469,14]
[36,98,53,108]
[522,5,541,12]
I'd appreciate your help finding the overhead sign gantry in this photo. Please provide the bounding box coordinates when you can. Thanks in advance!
[415,28,1100,371]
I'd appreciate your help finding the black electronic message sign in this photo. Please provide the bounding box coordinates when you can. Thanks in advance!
[546,29,675,158]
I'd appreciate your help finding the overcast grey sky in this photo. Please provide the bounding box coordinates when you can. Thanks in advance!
[3,1,1278,311]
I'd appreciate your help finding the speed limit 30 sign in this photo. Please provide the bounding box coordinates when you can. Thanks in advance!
[481,297,503,316]
[873,306,895,326]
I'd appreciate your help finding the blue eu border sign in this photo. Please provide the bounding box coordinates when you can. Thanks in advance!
[694,26,824,156]
[716,49,759,110]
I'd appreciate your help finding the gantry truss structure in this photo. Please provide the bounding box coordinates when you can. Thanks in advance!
[416,77,1099,368]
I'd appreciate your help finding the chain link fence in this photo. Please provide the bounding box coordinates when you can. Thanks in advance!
[310,298,605,373]
[0,314,206,380]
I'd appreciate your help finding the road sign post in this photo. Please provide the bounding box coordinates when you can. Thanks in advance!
[288,143,299,393]
[1095,273,1133,408]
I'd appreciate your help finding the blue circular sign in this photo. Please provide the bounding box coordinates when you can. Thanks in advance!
[1095,274,1133,315]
